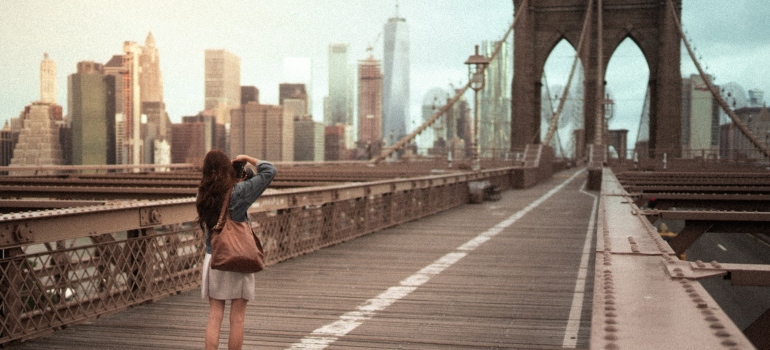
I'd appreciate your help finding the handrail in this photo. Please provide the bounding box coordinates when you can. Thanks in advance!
[0,167,515,250]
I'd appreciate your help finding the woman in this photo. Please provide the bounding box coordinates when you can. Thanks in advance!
[196,150,276,350]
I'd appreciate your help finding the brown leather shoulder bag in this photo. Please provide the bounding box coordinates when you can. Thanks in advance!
[210,187,265,273]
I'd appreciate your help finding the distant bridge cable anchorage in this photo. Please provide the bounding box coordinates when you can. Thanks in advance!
[369,0,529,164]
[666,0,770,160]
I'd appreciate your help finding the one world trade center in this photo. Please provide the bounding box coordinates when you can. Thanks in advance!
[382,5,410,145]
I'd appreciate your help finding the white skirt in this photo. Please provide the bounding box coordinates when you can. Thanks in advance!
[201,253,257,301]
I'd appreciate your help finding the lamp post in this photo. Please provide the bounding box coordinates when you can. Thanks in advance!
[465,45,489,171]
[602,93,614,154]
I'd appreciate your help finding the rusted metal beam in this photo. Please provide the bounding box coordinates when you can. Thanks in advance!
[592,167,758,350]
[626,184,770,193]
[0,177,199,187]
[662,260,770,287]
[618,178,770,186]
[1,163,197,173]
[745,308,770,350]
[0,198,195,248]
[0,199,105,209]
[644,209,770,222]
[725,263,770,287]
[667,221,713,256]
[634,193,770,202]
[0,185,196,200]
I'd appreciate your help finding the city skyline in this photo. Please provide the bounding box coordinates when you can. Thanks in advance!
[1,1,768,148]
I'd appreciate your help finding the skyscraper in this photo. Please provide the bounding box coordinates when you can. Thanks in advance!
[9,54,65,174]
[479,40,511,156]
[40,53,57,104]
[172,111,225,164]
[122,41,143,166]
[326,44,353,126]
[140,32,163,104]
[103,55,127,164]
[241,86,259,105]
[681,74,719,158]
[171,121,211,165]
[358,55,382,145]
[382,5,410,145]
[9,103,65,174]
[294,117,324,161]
[1,121,18,170]
[324,124,347,160]
[205,49,241,125]
[283,57,313,117]
[68,61,116,165]
[279,83,308,114]
[721,107,770,160]
[230,103,293,161]
[139,32,169,165]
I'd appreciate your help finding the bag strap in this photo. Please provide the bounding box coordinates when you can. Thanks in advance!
[214,186,234,230]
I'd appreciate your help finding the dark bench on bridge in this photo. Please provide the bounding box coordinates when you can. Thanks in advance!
[469,180,502,203]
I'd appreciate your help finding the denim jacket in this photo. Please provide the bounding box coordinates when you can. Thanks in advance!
[205,161,276,254]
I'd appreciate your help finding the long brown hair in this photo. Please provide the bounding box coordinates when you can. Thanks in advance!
[196,150,237,231]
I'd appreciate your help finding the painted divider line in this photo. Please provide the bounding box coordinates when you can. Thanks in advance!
[561,182,598,348]
[288,170,584,350]
[717,243,727,251]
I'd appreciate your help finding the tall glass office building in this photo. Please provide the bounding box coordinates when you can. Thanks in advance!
[479,40,511,156]
[382,9,410,144]
[326,44,352,126]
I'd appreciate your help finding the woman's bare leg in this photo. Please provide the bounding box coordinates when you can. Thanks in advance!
[206,298,226,350]
[228,298,248,350]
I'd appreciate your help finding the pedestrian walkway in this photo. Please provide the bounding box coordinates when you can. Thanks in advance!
[9,168,596,349]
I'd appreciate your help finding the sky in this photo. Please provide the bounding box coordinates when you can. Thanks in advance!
[1,1,768,153]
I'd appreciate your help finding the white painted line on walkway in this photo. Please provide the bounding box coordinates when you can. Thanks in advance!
[562,181,597,348]
[717,244,727,251]
[288,170,584,349]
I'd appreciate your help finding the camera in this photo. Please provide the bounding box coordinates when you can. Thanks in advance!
[232,161,255,180]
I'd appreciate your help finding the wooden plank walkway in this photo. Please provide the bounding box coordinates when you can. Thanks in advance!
[7,168,596,349]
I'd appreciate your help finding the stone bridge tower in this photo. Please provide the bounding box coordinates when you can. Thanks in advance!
[511,0,682,158]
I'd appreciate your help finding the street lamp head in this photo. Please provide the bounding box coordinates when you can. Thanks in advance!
[465,45,489,92]
[465,45,489,66]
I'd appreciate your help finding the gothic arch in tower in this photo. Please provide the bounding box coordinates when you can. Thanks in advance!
[512,0,682,158]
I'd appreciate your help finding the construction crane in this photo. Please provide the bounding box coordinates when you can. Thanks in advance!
[366,32,382,57]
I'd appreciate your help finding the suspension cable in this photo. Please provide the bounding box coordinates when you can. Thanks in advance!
[369,0,529,164]
[666,0,770,160]
[542,0,594,146]
[542,72,567,157]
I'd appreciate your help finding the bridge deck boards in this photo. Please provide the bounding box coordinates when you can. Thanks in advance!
[7,168,595,349]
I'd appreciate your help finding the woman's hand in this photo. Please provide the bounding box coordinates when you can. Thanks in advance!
[233,155,258,165]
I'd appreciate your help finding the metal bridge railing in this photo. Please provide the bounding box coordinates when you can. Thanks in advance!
[0,166,521,346]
